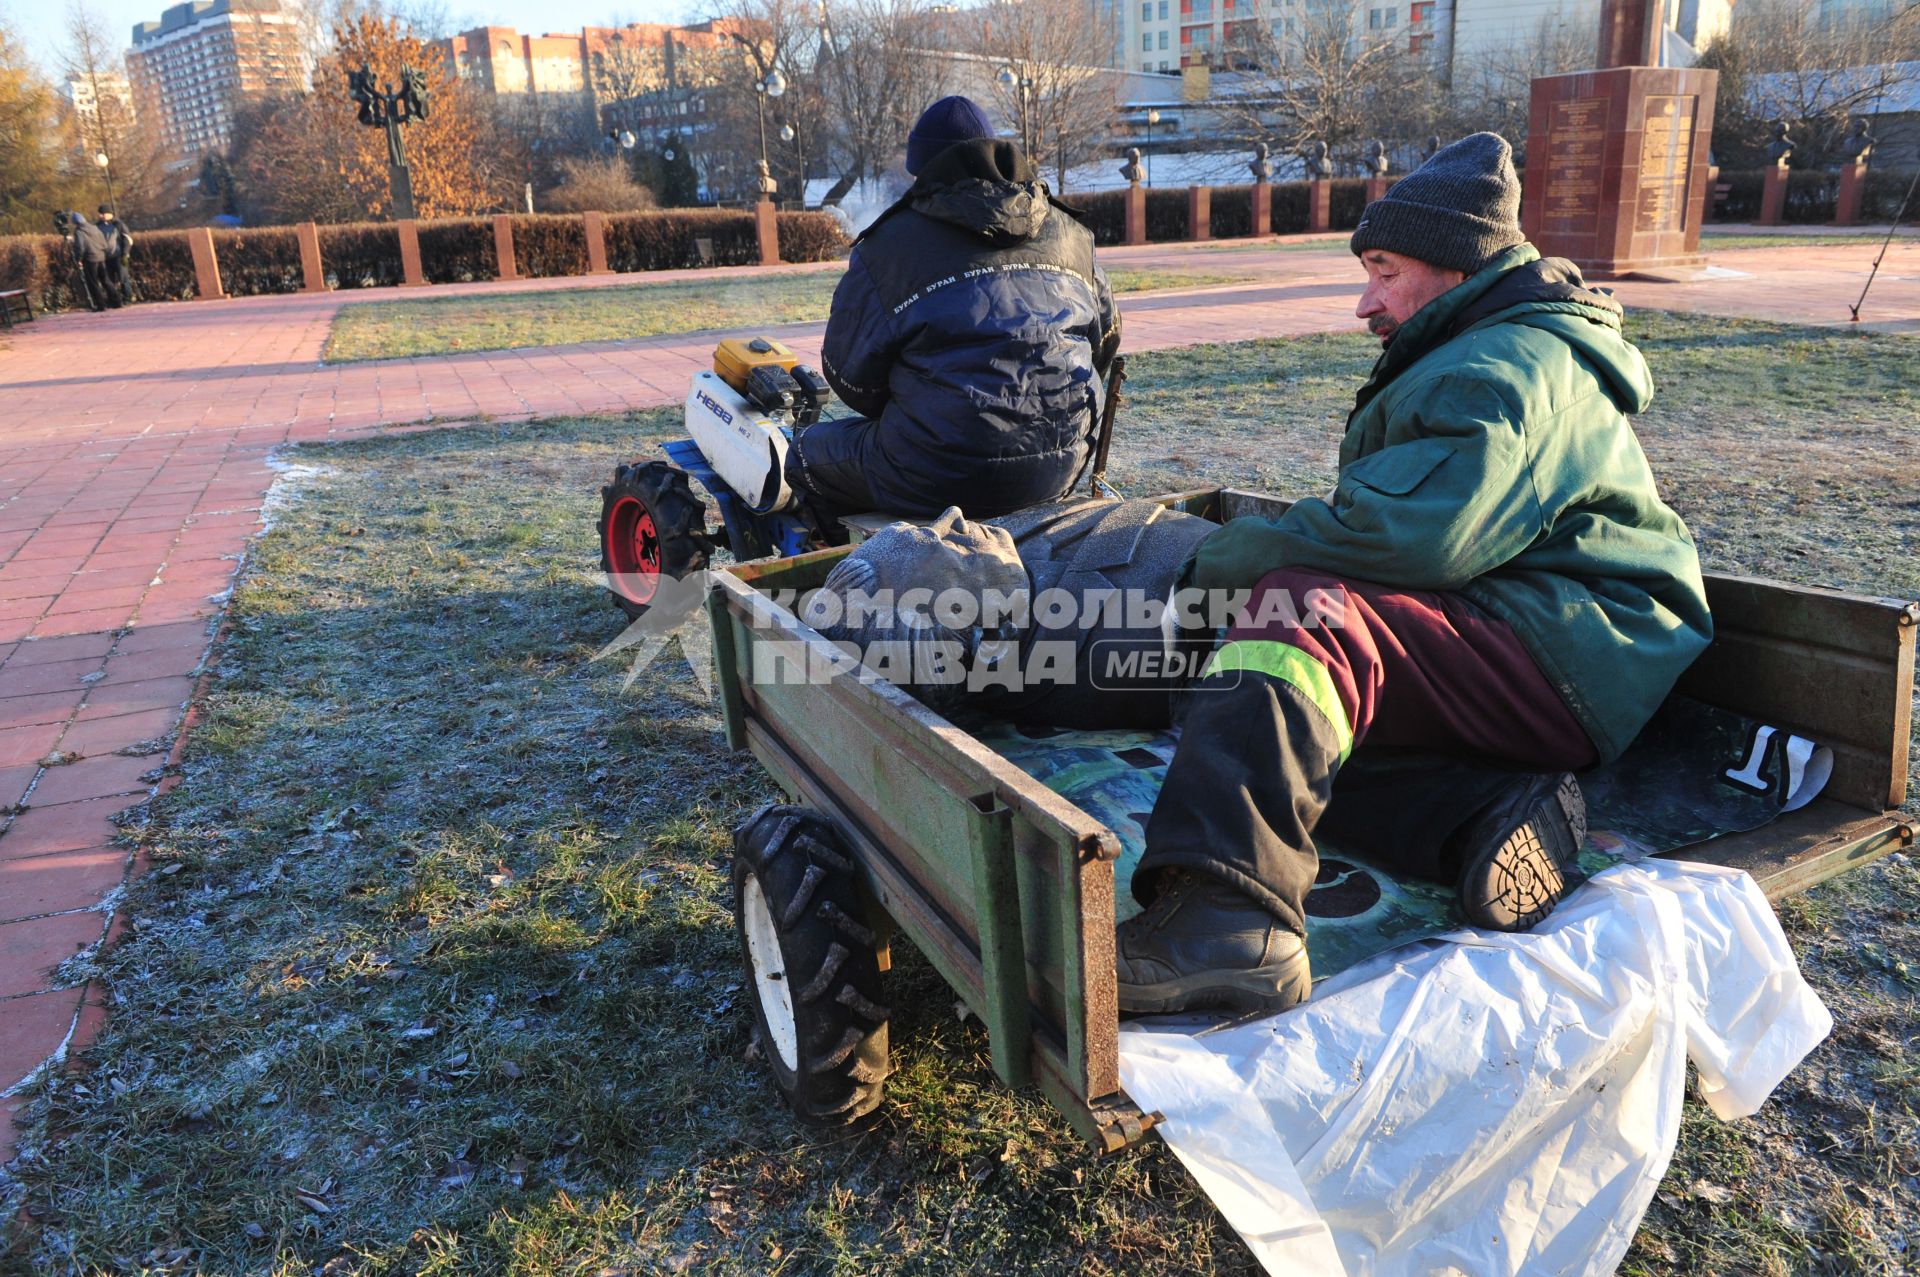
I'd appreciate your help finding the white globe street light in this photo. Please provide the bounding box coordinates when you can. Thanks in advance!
[996,64,1034,155]
[780,123,795,142]
[93,150,118,215]
[618,129,637,149]
[1144,109,1161,186]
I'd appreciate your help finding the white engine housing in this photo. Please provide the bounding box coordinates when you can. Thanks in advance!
[685,371,796,514]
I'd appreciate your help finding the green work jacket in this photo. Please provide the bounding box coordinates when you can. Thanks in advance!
[1189,244,1712,762]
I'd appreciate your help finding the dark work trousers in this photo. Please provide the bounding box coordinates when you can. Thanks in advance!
[104,254,131,305]
[784,416,879,532]
[79,259,115,310]
[1140,567,1599,935]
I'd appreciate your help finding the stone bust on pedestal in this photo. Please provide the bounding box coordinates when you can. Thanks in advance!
[1766,122,1794,169]
[1840,117,1874,166]
[1120,147,1145,184]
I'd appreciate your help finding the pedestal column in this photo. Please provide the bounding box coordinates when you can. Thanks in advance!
[1834,162,1867,226]
[1306,180,1331,232]
[755,199,782,265]
[1758,164,1789,226]
[1520,66,1719,278]
[296,222,325,293]
[493,214,517,281]
[1187,185,1211,241]
[188,227,225,301]
[1124,182,1146,246]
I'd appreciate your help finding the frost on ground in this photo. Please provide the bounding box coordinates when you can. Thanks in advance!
[1,313,1914,1276]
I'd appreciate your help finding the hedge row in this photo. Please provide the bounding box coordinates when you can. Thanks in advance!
[1711,167,1919,224]
[0,208,851,313]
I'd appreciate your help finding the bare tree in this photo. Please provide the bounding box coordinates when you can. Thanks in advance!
[975,0,1121,191]
[1697,0,1920,166]
[1215,0,1434,167]
[59,0,187,222]
[1445,15,1590,152]
[814,0,950,202]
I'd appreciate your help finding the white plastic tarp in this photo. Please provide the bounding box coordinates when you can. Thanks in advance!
[1117,859,1832,1277]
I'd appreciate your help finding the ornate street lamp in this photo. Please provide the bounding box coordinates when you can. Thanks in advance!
[996,64,1034,156]
[93,150,117,216]
[753,68,787,201]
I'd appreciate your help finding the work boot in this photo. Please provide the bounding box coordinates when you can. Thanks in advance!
[1115,870,1312,1015]
[1452,772,1587,932]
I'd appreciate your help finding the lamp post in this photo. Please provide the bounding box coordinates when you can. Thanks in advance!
[1144,108,1160,187]
[996,64,1034,155]
[753,67,787,201]
[93,150,117,217]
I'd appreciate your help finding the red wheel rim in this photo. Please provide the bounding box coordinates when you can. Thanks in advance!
[606,495,662,607]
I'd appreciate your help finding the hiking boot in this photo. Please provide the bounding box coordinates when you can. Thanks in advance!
[1453,772,1587,932]
[1115,870,1312,1015]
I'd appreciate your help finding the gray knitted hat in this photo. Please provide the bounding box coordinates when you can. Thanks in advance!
[1350,132,1524,274]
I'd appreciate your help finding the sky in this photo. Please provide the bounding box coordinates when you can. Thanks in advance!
[9,0,696,76]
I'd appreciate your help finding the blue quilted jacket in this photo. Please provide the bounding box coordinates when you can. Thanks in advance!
[819,139,1121,517]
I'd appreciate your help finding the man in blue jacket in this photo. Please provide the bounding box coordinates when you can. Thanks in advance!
[785,96,1121,525]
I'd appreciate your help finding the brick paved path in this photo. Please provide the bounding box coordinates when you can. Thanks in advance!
[0,231,1915,1157]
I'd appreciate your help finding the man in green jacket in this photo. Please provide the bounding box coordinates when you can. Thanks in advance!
[1116,133,1712,1016]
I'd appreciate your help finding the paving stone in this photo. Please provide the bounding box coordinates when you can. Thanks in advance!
[25,753,155,807]
[0,632,117,668]
[0,987,82,1094]
[0,795,133,861]
[74,675,195,719]
[0,848,127,921]
[56,706,181,758]
[0,913,101,1000]
[0,721,65,770]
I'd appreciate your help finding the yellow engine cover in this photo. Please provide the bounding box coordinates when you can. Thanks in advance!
[713,336,799,393]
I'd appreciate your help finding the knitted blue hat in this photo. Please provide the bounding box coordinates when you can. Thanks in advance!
[906,96,996,174]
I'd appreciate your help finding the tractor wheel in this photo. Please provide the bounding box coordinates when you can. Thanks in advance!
[732,804,889,1127]
[598,460,714,620]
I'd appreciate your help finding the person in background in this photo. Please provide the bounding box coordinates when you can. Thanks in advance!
[65,212,117,312]
[786,95,1120,530]
[98,205,134,306]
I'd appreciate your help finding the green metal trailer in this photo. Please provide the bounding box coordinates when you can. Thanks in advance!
[706,485,1918,1151]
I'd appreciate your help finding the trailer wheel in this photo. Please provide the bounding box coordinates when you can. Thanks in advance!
[599,460,714,620]
[732,804,889,1127]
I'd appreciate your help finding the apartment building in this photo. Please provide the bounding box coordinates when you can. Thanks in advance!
[439,21,749,104]
[64,73,137,128]
[1119,0,1720,80]
[127,0,304,156]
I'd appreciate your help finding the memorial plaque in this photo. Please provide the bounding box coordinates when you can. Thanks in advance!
[1636,94,1696,233]
[1545,96,1608,234]
[1521,66,1718,277]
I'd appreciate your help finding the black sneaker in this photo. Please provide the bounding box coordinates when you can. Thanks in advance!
[1453,772,1587,932]
[1115,870,1312,1015]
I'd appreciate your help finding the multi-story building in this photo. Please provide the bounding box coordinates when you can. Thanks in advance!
[126,0,305,156]
[1118,0,1720,80]
[64,73,137,129]
[438,20,751,117]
